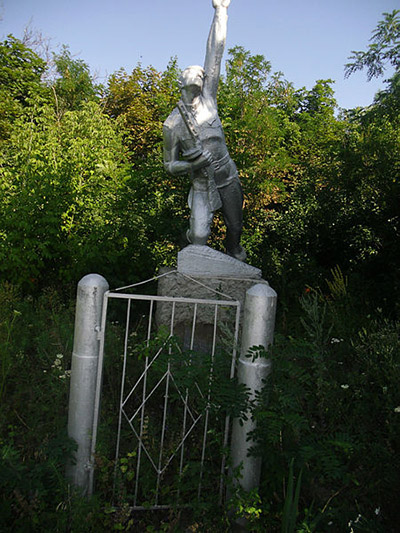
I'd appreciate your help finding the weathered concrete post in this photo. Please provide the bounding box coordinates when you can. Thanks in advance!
[230,283,277,492]
[66,273,109,495]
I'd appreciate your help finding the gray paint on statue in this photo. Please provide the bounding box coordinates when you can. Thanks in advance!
[163,0,246,262]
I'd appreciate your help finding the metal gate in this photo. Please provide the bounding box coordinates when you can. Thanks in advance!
[90,272,241,510]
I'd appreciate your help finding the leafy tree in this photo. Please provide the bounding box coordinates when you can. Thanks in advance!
[372,70,400,117]
[0,35,47,139]
[0,35,46,100]
[217,47,350,292]
[345,10,400,80]
[104,59,190,264]
[52,46,101,114]
[104,58,180,163]
[223,45,272,96]
[216,47,300,263]
[0,100,149,288]
[340,10,400,312]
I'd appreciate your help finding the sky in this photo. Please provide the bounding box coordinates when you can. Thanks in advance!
[1,0,399,110]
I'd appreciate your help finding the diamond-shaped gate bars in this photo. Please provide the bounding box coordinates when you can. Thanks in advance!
[90,277,240,510]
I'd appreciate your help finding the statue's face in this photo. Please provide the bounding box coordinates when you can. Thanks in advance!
[180,66,204,98]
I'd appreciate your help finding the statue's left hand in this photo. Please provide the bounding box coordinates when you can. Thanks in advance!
[212,0,231,8]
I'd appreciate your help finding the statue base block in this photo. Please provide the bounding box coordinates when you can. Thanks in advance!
[177,245,262,279]
[156,247,268,350]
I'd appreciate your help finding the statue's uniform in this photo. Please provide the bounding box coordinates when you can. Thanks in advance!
[163,97,244,258]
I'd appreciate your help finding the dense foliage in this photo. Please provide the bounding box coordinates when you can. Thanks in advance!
[1,9,399,531]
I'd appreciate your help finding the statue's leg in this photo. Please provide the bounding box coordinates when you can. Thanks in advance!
[187,187,213,245]
[218,178,246,261]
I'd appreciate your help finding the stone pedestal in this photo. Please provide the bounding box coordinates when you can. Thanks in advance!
[156,246,268,350]
[177,245,262,280]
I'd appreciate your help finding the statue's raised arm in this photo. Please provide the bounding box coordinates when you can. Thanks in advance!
[203,0,231,100]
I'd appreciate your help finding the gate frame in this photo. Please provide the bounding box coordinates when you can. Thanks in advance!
[90,288,241,503]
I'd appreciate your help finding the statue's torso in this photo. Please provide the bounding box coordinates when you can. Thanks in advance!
[164,96,237,188]
[181,97,230,164]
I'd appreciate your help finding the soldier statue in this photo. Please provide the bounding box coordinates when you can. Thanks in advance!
[163,0,246,262]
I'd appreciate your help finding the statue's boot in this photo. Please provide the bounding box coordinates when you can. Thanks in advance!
[227,244,247,262]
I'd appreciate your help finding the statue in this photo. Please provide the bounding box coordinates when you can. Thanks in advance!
[163,0,246,262]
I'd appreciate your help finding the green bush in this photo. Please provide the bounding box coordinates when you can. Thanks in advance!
[251,287,400,532]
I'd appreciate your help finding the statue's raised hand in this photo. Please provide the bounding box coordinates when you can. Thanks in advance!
[212,0,231,8]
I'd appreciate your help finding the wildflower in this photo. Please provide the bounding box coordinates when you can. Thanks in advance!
[341,384,349,390]
[349,514,362,530]
[375,507,380,515]
[394,407,400,413]
[58,369,71,380]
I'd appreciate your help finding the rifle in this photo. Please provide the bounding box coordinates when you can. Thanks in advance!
[177,100,222,212]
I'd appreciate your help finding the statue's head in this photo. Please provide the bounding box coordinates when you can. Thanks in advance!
[178,66,205,97]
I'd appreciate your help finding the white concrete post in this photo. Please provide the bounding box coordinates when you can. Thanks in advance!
[231,283,277,492]
[66,273,109,494]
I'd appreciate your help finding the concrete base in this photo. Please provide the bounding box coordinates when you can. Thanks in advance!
[156,246,268,350]
[178,245,262,279]
[157,268,268,326]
